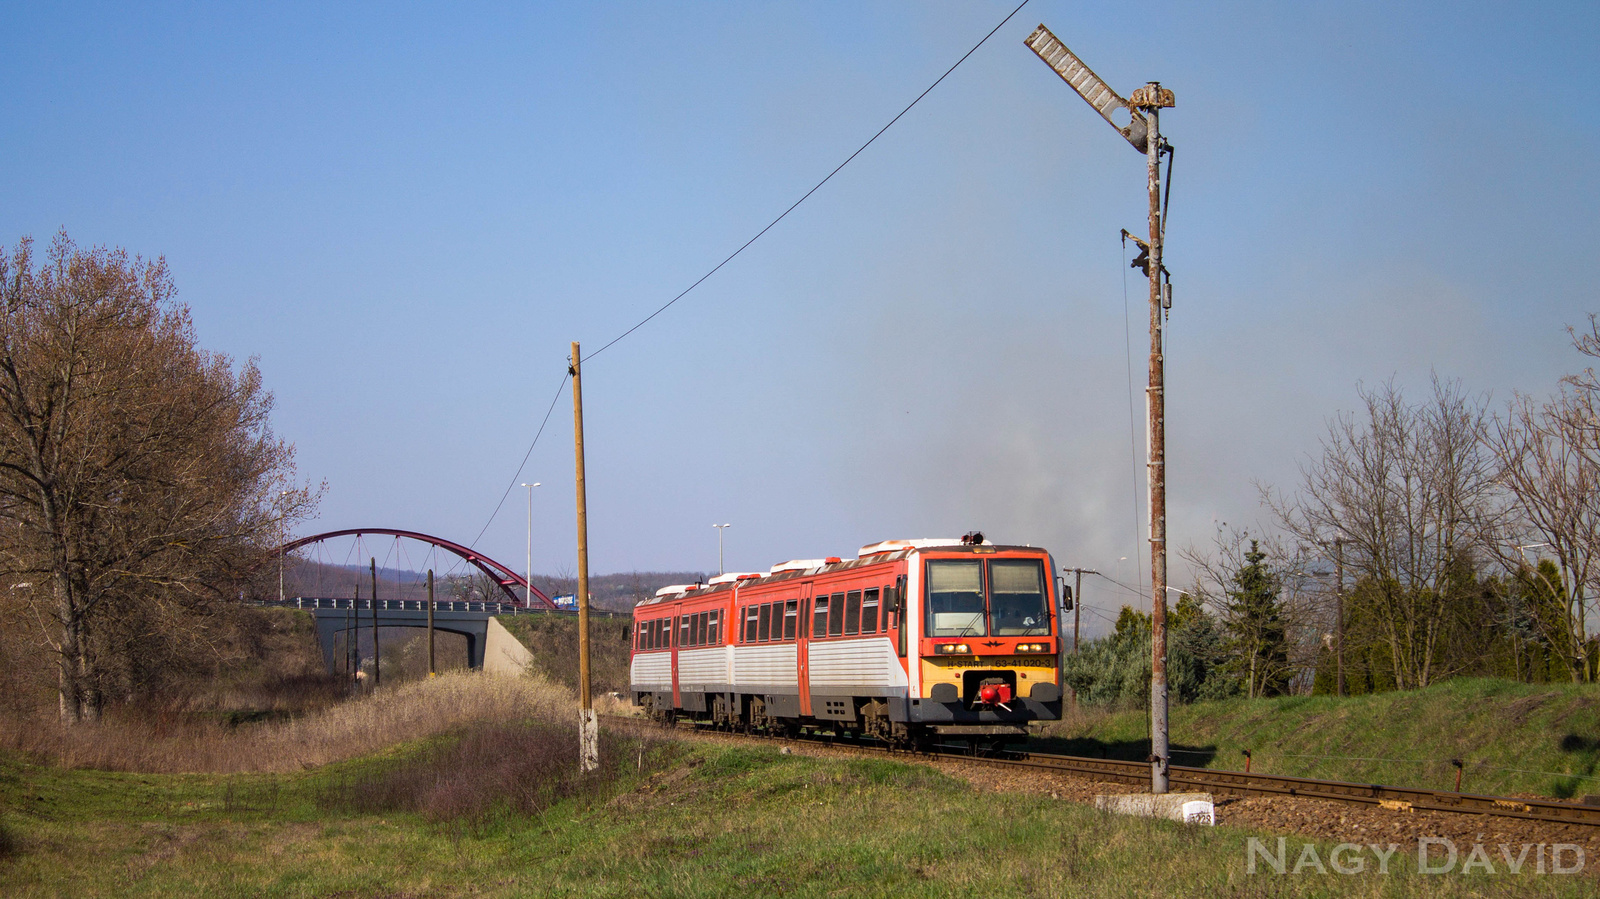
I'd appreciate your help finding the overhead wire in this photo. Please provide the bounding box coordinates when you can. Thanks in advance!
[466,1,1033,549]
[1119,236,1145,606]
[467,371,570,553]
[586,0,1032,363]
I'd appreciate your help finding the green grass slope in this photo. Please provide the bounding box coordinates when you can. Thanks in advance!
[1037,678,1600,798]
[4,738,1586,898]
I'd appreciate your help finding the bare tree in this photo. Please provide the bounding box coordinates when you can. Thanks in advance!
[1482,318,1600,682]
[1489,387,1600,681]
[1266,376,1502,690]
[1181,524,1323,696]
[0,234,316,722]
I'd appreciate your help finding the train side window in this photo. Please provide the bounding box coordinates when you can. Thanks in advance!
[862,589,880,634]
[783,600,798,640]
[647,620,656,650]
[696,612,707,646]
[708,610,720,644]
[813,597,829,638]
[758,603,772,642]
[744,606,759,643]
[829,592,845,636]
[679,616,690,647]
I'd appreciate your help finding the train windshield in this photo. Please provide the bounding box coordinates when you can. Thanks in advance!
[925,560,986,636]
[924,557,1053,638]
[990,559,1050,636]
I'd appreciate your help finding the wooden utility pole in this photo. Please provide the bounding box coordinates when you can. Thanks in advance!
[1025,24,1175,794]
[427,568,436,677]
[1334,539,1345,697]
[1064,567,1098,654]
[571,341,598,773]
[347,585,356,686]
[1131,81,1174,795]
[370,557,380,688]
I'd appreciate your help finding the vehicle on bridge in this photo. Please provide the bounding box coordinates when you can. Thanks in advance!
[630,535,1064,747]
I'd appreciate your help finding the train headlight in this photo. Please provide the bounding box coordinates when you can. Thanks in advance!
[1016,643,1049,653]
[934,643,971,655]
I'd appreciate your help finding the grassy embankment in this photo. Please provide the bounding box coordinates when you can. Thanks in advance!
[5,698,1591,897]
[4,622,1598,895]
[1037,678,1600,798]
[495,613,634,695]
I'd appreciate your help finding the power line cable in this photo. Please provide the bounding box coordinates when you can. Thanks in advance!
[467,372,570,552]
[1119,235,1145,604]
[586,0,1032,361]
[467,2,1033,548]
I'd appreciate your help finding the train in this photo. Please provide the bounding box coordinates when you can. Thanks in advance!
[629,534,1067,747]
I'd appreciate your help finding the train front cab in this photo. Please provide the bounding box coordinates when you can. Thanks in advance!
[894,546,1063,738]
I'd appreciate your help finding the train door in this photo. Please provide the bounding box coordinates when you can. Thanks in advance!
[796,582,814,716]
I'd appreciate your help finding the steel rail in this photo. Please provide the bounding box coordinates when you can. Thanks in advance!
[599,713,1600,828]
[999,751,1600,827]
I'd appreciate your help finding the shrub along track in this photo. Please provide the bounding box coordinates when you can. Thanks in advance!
[600,713,1600,862]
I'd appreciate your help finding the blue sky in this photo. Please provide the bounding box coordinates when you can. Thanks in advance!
[4,2,1596,630]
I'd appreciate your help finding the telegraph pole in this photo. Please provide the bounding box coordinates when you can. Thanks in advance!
[1064,567,1098,654]
[347,584,356,686]
[427,568,436,677]
[571,341,598,773]
[1026,24,1175,793]
[1136,82,1173,796]
[370,557,380,688]
[1334,539,1345,697]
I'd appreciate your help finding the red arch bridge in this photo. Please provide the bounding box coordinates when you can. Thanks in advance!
[257,528,558,672]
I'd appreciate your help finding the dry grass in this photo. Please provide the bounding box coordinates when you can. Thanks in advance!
[4,671,575,774]
[320,720,663,823]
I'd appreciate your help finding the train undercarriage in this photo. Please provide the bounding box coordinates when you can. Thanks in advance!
[636,690,1041,753]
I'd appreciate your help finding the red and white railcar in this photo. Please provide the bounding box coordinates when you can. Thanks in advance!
[630,536,1064,744]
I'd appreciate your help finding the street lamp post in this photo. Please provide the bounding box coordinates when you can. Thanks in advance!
[522,483,541,608]
[713,523,731,575]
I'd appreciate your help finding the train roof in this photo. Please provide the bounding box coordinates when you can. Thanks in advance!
[638,538,1050,606]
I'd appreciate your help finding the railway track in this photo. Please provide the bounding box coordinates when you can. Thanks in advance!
[601,713,1600,828]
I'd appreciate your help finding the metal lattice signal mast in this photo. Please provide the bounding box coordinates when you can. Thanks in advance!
[1026,23,1176,795]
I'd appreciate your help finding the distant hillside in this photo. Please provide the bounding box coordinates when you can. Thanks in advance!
[282,557,704,612]
[1038,678,1600,799]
